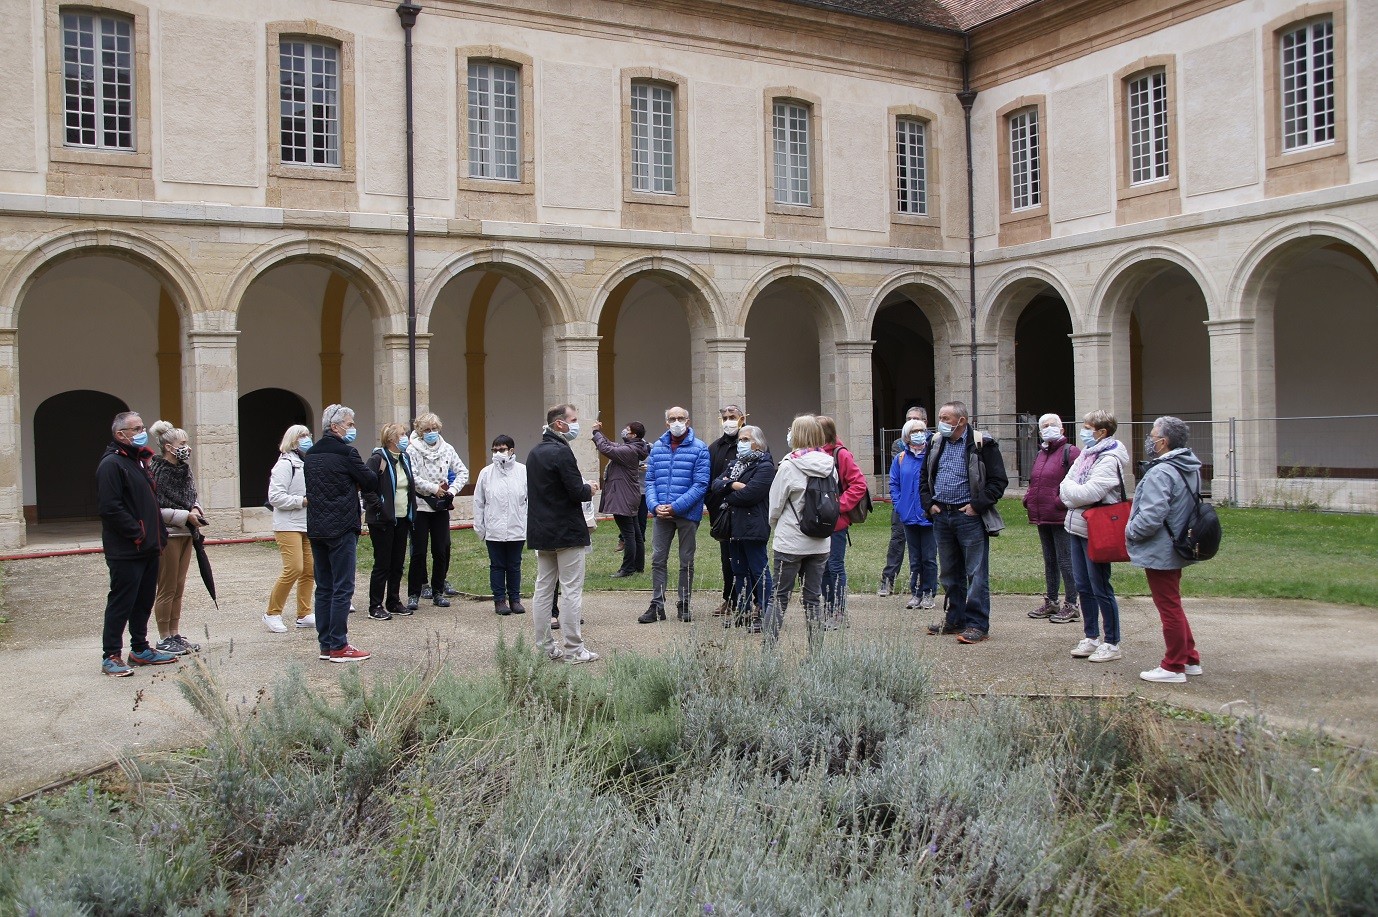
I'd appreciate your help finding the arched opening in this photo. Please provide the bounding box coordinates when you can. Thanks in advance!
[1014,293,1075,422]
[238,388,312,507]
[744,277,841,446]
[597,273,696,440]
[870,295,935,473]
[34,390,129,519]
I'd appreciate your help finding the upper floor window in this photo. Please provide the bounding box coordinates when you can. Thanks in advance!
[1127,69,1169,184]
[631,81,675,194]
[895,117,927,215]
[279,39,340,167]
[468,60,520,181]
[773,100,811,206]
[1280,17,1334,151]
[62,12,134,150]
[1008,107,1040,210]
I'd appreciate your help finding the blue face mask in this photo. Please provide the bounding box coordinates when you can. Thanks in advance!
[343,428,358,444]
[423,431,439,446]
[562,422,580,442]
[1079,428,1098,449]
[397,436,409,452]
[910,433,926,446]
[130,431,149,447]
[936,421,954,438]
[736,440,751,456]
[298,437,313,452]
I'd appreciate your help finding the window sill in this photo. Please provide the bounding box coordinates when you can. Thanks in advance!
[622,189,688,208]
[766,200,823,219]
[270,162,355,183]
[999,202,1048,226]
[457,175,533,196]
[891,211,938,227]
[50,146,151,171]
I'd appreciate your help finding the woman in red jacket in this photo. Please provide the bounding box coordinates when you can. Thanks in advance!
[817,416,871,630]
[1022,413,1081,623]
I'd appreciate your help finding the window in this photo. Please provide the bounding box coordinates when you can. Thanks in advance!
[468,60,520,181]
[1280,17,1334,151]
[61,12,134,150]
[1127,70,1169,185]
[631,81,674,194]
[773,100,811,206]
[1008,107,1040,210]
[279,39,339,167]
[895,117,927,215]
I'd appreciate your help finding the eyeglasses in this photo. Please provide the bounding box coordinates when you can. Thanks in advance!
[492,446,511,453]
[120,425,145,434]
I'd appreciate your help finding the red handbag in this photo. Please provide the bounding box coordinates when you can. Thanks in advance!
[1083,462,1131,563]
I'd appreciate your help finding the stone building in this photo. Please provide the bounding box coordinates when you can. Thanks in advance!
[1,0,1375,547]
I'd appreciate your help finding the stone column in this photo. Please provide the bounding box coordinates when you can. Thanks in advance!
[698,337,749,432]
[831,339,876,474]
[948,341,975,408]
[0,328,23,548]
[1206,318,1266,505]
[972,341,1000,419]
[1070,331,1116,418]
[182,331,240,529]
[547,329,602,479]
[379,332,427,427]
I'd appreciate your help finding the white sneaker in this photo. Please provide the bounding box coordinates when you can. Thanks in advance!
[295,614,315,628]
[263,613,288,634]
[1140,666,1187,684]
[566,647,600,665]
[1071,637,1102,658]
[1088,642,1121,663]
[919,591,936,609]
[876,582,892,597]
[1185,664,1203,676]
[542,645,564,662]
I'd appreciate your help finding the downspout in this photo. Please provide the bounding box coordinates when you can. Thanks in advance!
[397,2,422,423]
[957,34,980,423]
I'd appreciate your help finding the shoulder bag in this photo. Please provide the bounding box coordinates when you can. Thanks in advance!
[1083,459,1131,563]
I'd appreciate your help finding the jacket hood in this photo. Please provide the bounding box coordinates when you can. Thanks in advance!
[1151,447,1202,473]
[788,449,835,477]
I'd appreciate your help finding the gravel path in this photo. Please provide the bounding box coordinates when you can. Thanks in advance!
[2,541,1375,800]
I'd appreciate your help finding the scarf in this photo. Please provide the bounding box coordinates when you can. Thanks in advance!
[151,455,198,510]
[1070,437,1118,485]
[725,450,762,480]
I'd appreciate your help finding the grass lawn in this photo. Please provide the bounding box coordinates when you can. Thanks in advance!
[346,499,1378,608]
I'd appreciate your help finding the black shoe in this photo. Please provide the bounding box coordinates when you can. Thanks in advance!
[443,580,459,596]
[406,594,419,611]
[510,601,526,616]
[638,605,666,624]
[389,601,413,617]
[432,594,451,607]
[420,585,433,600]
[677,602,692,623]
[925,622,964,636]
[610,569,635,579]
[495,600,511,616]
[368,606,392,621]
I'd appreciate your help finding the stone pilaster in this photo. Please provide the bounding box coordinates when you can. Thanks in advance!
[548,331,602,479]
[971,341,1000,421]
[1070,331,1117,419]
[697,337,749,430]
[1206,318,1266,504]
[182,331,240,528]
[380,332,428,426]
[0,328,23,548]
[830,339,876,473]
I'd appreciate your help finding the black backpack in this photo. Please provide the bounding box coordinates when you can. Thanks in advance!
[794,458,841,538]
[1165,466,1222,561]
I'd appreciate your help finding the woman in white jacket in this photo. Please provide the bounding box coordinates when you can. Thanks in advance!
[264,424,314,633]
[405,412,469,610]
[471,434,528,616]
[1058,410,1131,664]
[764,414,836,649]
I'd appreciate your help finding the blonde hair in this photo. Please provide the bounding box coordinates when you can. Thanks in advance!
[788,414,827,451]
[1084,410,1117,436]
[149,419,186,451]
[413,412,441,433]
[380,422,408,449]
[279,424,312,453]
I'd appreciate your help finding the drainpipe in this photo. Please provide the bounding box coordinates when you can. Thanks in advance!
[957,34,980,423]
[397,1,422,423]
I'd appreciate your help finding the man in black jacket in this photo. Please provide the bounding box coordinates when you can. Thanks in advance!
[305,404,378,663]
[525,403,601,664]
[920,400,1009,644]
[97,411,176,676]
[706,404,745,616]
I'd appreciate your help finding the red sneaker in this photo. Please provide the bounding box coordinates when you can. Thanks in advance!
[328,644,371,663]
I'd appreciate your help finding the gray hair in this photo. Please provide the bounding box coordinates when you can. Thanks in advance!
[1154,416,1190,450]
[664,405,689,421]
[940,400,968,421]
[905,406,928,423]
[322,404,354,432]
[1038,413,1063,429]
[719,404,743,417]
[279,423,312,453]
[111,411,141,436]
[901,419,928,440]
[740,424,767,452]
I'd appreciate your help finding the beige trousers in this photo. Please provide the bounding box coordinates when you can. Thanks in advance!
[152,535,193,638]
[268,531,315,619]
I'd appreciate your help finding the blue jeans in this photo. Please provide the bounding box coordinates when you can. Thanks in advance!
[822,530,848,617]
[728,539,772,618]
[903,523,937,596]
[486,539,524,603]
[932,508,991,634]
[311,533,358,652]
[1069,533,1120,644]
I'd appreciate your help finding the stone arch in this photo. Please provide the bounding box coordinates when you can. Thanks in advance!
[979,263,1079,342]
[735,262,855,339]
[224,236,400,329]
[1090,244,1219,331]
[588,254,725,334]
[1228,217,1378,322]
[863,269,965,341]
[416,245,575,333]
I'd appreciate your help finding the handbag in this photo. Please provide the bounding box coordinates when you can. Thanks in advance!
[710,502,733,542]
[1083,461,1131,563]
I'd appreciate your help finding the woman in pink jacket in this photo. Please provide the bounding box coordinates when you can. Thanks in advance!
[817,415,871,630]
[1022,413,1080,623]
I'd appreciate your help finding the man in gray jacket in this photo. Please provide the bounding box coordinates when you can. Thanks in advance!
[1126,416,1204,685]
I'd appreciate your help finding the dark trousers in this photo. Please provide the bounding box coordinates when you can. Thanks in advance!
[368,518,411,610]
[650,516,699,611]
[408,510,450,596]
[102,553,159,660]
[1036,524,1078,604]
[933,509,992,634]
[903,523,938,596]
[486,539,525,602]
[311,533,358,653]
[765,551,827,647]
[822,529,849,616]
[719,536,733,601]
[881,508,906,584]
[613,514,644,573]
[728,538,772,617]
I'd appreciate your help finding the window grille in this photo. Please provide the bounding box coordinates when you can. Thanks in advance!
[1128,70,1170,184]
[895,118,927,214]
[62,12,134,150]
[468,61,520,180]
[631,82,675,193]
[280,40,340,167]
[773,101,811,206]
[1280,18,1335,151]
[1009,107,1040,210]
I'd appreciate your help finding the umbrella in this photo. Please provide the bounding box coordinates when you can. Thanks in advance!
[190,529,218,609]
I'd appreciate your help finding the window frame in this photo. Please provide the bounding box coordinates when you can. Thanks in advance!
[887,105,941,246]
[278,38,342,170]
[619,69,689,228]
[1263,4,1348,196]
[467,58,522,182]
[995,96,1049,245]
[630,80,675,194]
[772,99,813,207]
[1126,68,1170,186]
[763,88,824,227]
[1114,57,1181,224]
[1007,106,1041,212]
[457,47,534,206]
[265,21,356,187]
[894,116,928,215]
[60,10,135,151]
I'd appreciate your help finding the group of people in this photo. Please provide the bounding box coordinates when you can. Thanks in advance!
[95,396,1207,684]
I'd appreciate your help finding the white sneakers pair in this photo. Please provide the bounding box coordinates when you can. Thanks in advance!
[1070,637,1120,662]
[544,645,601,665]
[1140,664,1204,683]
[263,613,315,633]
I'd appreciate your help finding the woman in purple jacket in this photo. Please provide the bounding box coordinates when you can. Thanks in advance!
[1022,413,1081,623]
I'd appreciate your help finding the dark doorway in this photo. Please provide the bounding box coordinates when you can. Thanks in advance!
[871,297,935,472]
[1014,293,1074,420]
[239,388,311,507]
[35,390,129,519]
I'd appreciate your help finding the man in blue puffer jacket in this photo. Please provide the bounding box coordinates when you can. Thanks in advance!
[638,405,711,624]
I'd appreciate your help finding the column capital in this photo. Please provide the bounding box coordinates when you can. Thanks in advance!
[0,327,16,344]
[704,336,750,353]
[1203,318,1255,335]
[185,330,240,345]
[834,339,876,355]
[1069,331,1113,344]
[553,335,602,352]
[382,332,433,349]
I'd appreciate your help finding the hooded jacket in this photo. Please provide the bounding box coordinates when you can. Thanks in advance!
[822,441,869,532]
[889,443,932,527]
[708,450,776,542]
[1023,437,1079,526]
[525,429,593,551]
[472,455,528,543]
[363,447,417,526]
[267,449,308,533]
[304,432,378,540]
[1058,438,1131,538]
[593,430,651,517]
[97,440,167,559]
[768,448,837,556]
[405,433,468,512]
[644,426,711,522]
[1126,447,1204,571]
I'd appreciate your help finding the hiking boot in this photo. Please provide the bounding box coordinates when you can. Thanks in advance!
[443,580,459,597]
[713,600,731,616]
[1071,637,1102,658]
[876,579,893,597]
[128,646,178,666]
[919,591,936,609]
[925,622,964,636]
[1139,666,1186,684]
[1049,603,1080,624]
[328,644,371,663]
[905,595,922,610]
[432,594,451,608]
[494,599,511,616]
[263,613,289,634]
[367,605,392,621]
[677,602,692,623]
[566,647,601,665]
[1027,599,1058,619]
[956,627,988,644]
[1088,642,1122,663]
[172,635,201,653]
[295,614,315,628]
[406,594,420,611]
[420,585,433,600]
[638,604,666,624]
[510,600,527,616]
[156,637,190,656]
[102,654,133,677]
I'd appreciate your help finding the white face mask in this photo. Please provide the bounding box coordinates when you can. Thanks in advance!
[722,420,740,436]
[1040,426,1062,443]
[493,450,514,465]
[668,421,687,437]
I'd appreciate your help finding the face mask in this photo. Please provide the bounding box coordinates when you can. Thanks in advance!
[172,445,192,461]
[935,421,954,438]
[298,437,313,452]
[1040,426,1061,443]
[1079,428,1098,449]
[493,451,513,464]
[131,431,148,447]
[343,428,357,444]
[1144,434,1161,457]
[736,440,751,456]
[668,421,687,437]
[397,437,409,452]
[620,429,631,440]
[909,433,926,446]
[785,430,793,448]
[563,422,580,442]
[722,420,739,436]
[423,431,439,446]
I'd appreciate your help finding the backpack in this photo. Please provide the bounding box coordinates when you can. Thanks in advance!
[839,446,873,524]
[1165,466,1222,561]
[794,457,841,538]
